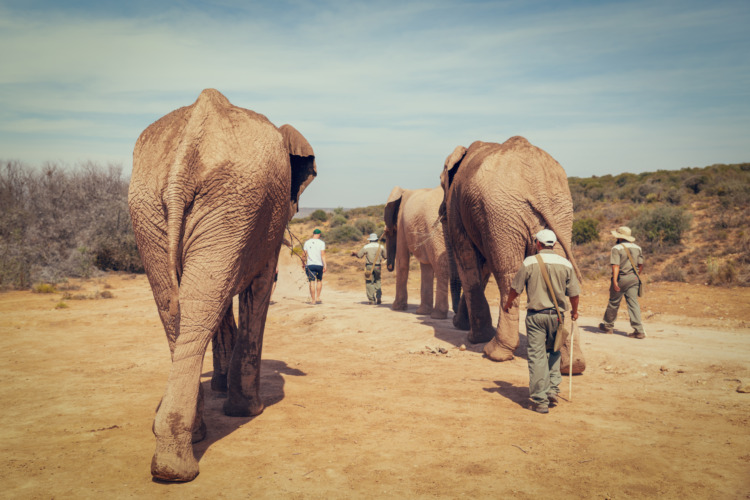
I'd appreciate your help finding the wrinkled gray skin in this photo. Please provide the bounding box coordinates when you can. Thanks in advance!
[440,136,585,369]
[384,186,459,319]
[128,89,316,482]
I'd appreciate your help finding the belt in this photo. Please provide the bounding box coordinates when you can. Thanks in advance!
[366,263,382,266]
[528,308,561,315]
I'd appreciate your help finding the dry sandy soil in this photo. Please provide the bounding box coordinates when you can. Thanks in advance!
[2,249,750,499]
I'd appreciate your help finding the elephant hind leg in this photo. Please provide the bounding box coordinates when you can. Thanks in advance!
[211,303,237,393]
[223,263,275,417]
[483,270,518,362]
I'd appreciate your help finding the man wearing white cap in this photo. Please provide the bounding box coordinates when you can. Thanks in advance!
[599,226,646,339]
[503,229,580,414]
[351,233,387,304]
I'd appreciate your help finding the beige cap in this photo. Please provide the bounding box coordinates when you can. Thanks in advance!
[611,226,635,242]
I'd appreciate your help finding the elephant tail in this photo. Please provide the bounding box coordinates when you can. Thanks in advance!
[544,217,583,283]
[164,90,223,317]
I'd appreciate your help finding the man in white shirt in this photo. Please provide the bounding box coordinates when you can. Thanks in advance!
[302,228,327,304]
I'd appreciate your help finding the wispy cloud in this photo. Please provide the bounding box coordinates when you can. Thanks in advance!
[0,0,748,206]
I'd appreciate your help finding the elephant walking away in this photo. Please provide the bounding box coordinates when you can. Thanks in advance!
[440,136,585,372]
[128,89,317,481]
[384,186,459,319]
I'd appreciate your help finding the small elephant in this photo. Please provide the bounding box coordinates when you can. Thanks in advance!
[440,136,585,372]
[384,186,459,319]
[128,89,317,481]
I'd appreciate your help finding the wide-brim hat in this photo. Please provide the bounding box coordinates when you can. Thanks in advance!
[611,226,635,242]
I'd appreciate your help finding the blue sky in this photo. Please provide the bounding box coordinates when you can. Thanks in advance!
[1,0,748,208]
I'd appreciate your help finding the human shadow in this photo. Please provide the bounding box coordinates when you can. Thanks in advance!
[579,324,630,337]
[483,380,529,409]
[192,359,306,462]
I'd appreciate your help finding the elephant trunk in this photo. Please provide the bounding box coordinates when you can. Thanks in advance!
[385,228,397,272]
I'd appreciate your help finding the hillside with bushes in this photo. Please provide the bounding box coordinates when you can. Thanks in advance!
[1,160,748,290]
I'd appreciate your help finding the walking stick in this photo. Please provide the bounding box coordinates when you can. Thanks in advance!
[569,320,577,401]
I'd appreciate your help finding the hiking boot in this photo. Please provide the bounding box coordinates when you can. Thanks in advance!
[547,393,559,406]
[532,403,549,414]
[376,298,381,304]
[598,323,614,334]
[628,331,646,339]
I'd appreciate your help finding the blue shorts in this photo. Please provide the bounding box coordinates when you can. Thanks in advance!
[305,265,324,281]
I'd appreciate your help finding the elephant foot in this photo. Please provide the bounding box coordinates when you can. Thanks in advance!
[430,310,448,320]
[151,435,199,482]
[391,302,408,311]
[415,305,432,315]
[223,397,265,418]
[210,373,228,393]
[191,420,207,444]
[467,325,495,344]
[483,337,515,362]
[452,314,470,331]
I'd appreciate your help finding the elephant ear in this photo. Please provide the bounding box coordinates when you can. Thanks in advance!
[438,145,467,221]
[384,186,404,228]
[279,124,317,218]
[443,145,467,190]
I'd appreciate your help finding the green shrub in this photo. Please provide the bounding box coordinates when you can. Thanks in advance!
[310,209,328,222]
[32,282,57,293]
[326,224,362,244]
[572,218,599,245]
[354,218,377,236]
[631,205,691,247]
[330,214,348,228]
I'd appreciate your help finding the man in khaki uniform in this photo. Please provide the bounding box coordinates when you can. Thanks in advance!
[504,229,580,414]
[599,226,646,339]
[351,233,387,304]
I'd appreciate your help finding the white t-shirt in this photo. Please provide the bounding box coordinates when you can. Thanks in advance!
[303,238,326,266]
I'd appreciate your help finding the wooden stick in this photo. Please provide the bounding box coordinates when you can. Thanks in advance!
[569,320,576,401]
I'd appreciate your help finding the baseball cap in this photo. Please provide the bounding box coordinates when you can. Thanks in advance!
[313,228,321,234]
[368,233,378,241]
[535,229,557,247]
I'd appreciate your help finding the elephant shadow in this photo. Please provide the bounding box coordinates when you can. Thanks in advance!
[193,359,306,461]
[483,380,529,408]
[423,314,531,361]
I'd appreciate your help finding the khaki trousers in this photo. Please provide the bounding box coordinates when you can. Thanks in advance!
[602,273,644,334]
[365,264,382,303]
[525,312,562,406]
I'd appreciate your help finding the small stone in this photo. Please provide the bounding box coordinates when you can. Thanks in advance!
[660,366,668,372]
[459,344,466,351]
[737,384,750,394]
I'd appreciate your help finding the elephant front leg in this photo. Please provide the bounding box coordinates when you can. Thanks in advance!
[223,272,272,417]
[416,263,434,316]
[484,272,519,362]
[211,304,237,393]
[391,240,410,311]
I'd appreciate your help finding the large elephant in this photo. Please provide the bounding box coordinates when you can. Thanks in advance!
[128,89,317,482]
[383,186,459,319]
[440,136,585,371]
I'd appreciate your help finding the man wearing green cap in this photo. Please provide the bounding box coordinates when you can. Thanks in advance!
[303,228,327,304]
[351,233,387,304]
[599,226,646,339]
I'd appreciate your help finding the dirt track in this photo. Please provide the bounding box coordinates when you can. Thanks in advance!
[2,250,750,498]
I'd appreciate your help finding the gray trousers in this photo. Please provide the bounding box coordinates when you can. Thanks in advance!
[365,264,382,303]
[525,312,562,406]
[602,273,644,334]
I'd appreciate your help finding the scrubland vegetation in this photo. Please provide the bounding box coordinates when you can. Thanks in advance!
[1,160,748,290]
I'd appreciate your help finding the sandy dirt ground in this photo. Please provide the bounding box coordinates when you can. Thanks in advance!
[2,249,750,499]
